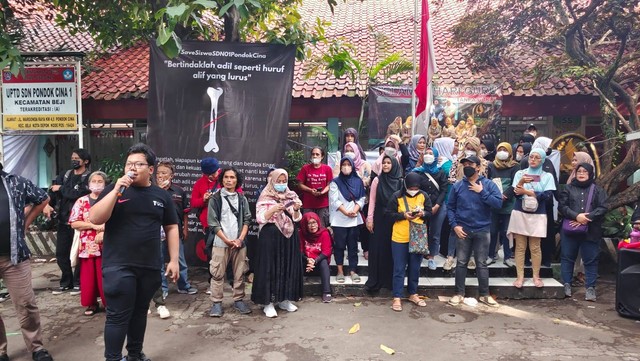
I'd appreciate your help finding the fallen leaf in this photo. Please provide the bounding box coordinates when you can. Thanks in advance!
[348,323,360,334]
[354,302,362,307]
[552,318,561,324]
[380,344,395,355]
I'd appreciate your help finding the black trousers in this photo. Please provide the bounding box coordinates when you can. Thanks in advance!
[308,258,331,294]
[103,265,161,361]
[56,223,78,288]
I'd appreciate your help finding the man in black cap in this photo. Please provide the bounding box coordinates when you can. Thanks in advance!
[526,124,538,138]
[446,155,503,308]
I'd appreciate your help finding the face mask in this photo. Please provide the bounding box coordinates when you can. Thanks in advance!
[344,152,356,160]
[464,150,476,158]
[406,189,419,197]
[274,184,287,193]
[480,149,488,157]
[311,158,321,165]
[463,166,476,178]
[89,185,104,193]
[384,147,397,157]
[341,166,352,175]
[158,179,170,188]
[496,151,510,161]
[516,154,523,161]
[423,154,435,164]
[72,160,82,169]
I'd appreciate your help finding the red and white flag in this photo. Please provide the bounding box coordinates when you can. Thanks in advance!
[414,0,438,135]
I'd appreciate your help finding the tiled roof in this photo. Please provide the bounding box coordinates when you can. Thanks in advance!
[9,0,598,100]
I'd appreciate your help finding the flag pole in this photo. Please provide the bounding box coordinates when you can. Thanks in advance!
[411,0,418,136]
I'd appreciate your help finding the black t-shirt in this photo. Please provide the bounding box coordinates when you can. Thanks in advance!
[0,180,11,255]
[98,183,179,270]
[166,184,188,232]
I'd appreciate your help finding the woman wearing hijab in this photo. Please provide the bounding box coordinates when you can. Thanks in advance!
[341,128,367,160]
[454,137,488,180]
[412,147,447,270]
[427,118,442,146]
[299,212,333,303]
[507,149,556,289]
[385,172,432,311]
[565,151,595,285]
[487,143,520,267]
[558,163,607,301]
[333,142,372,186]
[480,139,496,162]
[365,156,403,293]
[406,134,427,173]
[372,135,409,176]
[433,137,458,270]
[253,169,304,318]
[515,142,532,163]
[433,137,456,176]
[330,157,366,283]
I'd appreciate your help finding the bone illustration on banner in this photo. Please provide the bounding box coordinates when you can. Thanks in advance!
[204,87,224,153]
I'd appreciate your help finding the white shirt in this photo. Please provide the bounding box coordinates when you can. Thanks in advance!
[328,182,365,227]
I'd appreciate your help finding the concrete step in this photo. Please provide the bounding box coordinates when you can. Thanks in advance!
[329,253,555,278]
[303,275,565,299]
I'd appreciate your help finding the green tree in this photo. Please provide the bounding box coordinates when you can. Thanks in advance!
[445,0,640,209]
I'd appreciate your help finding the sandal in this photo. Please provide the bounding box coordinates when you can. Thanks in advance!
[408,294,427,307]
[513,279,524,289]
[391,298,402,312]
[336,274,345,283]
[84,306,99,316]
[533,278,544,288]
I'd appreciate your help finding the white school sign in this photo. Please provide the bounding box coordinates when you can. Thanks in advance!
[1,67,78,131]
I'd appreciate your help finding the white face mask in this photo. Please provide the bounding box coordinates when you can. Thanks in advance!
[423,154,435,164]
[465,150,477,158]
[344,152,356,160]
[480,149,488,157]
[516,154,523,161]
[89,185,104,193]
[341,166,353,175]
[311,157,321,165]
[406,189,419,197]
[496,151,510,161]
[384,147,397,157]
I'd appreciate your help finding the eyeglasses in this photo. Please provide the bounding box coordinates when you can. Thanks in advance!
[125,162,149,169]
[529,155,542,160]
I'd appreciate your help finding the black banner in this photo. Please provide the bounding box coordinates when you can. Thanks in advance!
[148,41,295,265]
[367,85,412,144]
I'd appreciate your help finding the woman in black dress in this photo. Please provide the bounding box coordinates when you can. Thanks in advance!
[252,169,304,318]
[364,156,403,292]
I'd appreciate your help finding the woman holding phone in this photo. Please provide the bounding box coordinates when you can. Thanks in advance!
[507,148,556,288]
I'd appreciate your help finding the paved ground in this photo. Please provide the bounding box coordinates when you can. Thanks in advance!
[1,260,639,361]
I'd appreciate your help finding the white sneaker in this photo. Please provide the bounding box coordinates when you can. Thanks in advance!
[278,300,298,312]
[443,257,455,271]
[157,305,171,319]
[468,257,476,270]
[205,290,212,295]
[263,303,278,318]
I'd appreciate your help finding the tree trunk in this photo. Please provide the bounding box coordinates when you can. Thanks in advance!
[223,6,240,42]
[598,140,640,208]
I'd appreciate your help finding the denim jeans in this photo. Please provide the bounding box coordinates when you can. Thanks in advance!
[103,265,161,361]
[489,213,512,260]
[429,203,447,257]
[391,242,423,298]
[161,239,191,292]
[560,231,600,288]
[454,230,490,296]
[333,226,359,273]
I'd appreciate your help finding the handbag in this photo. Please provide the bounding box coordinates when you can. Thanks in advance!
[70,230,80,267]
[402,195,429,255]
[562,184,595,236]
[522,194,539,213]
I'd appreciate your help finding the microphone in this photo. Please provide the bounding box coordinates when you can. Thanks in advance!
[117,171,135,197]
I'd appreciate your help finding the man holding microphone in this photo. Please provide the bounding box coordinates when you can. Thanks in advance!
[90,144,179,361]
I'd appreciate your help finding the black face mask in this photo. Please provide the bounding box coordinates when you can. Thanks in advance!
[71,160,82,169]
[463,166,476,178]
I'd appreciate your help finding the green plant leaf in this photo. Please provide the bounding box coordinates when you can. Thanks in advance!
[165,4,189,18]
[219,2,234,16]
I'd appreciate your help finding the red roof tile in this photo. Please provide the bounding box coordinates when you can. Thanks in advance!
[9,0,599,100]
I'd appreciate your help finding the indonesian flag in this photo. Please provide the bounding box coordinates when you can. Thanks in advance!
[414,0,437,135]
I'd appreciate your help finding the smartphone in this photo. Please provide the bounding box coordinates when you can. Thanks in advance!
[316,187,323,192]
[525,174,541,182]
[410,211,420,216]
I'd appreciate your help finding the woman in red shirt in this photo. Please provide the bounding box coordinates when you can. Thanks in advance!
[299,212,333,303]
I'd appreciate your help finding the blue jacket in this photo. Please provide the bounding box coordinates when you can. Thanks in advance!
[447,176,502,232]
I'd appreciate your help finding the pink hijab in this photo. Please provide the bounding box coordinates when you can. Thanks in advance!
[345,142,366,170]
[566,151,594,184]
[372,135,402,175]
[257,169,301,238]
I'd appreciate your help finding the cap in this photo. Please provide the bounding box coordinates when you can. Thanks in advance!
[200,157,220,175]
[527,124,537,131]
[459,155,481,165]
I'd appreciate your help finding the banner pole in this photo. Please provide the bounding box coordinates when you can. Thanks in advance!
[76,59,84,148]
[411,0,418,136]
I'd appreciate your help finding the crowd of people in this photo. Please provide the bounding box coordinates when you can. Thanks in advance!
[0,120,627,360]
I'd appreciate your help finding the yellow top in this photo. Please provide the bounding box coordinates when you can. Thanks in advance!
[391,193,426,243]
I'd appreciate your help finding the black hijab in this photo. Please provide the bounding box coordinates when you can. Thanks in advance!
[570,163,595,188]
[481,139,496,162]
[376,156,403,206]
[404,172,422,196]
